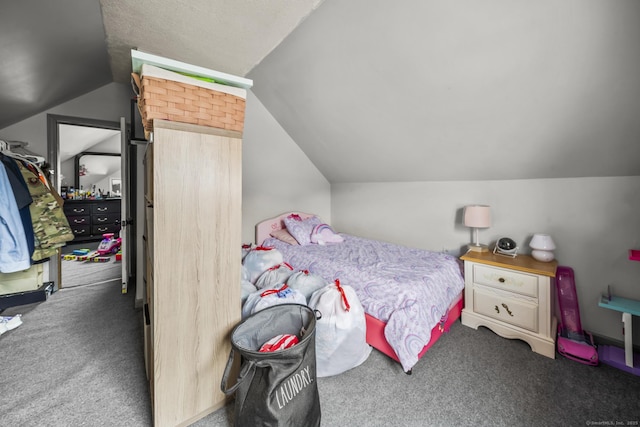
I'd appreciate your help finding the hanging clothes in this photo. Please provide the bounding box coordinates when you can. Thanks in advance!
[0,162,31,273]
[14,159,74,261]
[0,153,35,259]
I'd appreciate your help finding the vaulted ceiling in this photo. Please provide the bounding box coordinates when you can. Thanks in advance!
[2,0,639,183]
[0,0,321,128]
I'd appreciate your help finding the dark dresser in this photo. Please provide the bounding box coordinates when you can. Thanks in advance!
[63,199,121,242]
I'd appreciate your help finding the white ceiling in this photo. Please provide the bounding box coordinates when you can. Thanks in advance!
[0,0,322,128]
[1,0,639,183]
[59,125,121,162]
[101,0,325,84]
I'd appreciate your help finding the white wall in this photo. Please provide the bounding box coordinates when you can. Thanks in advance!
[250,0,640,183]
[241,91,331,243]
[332,177,640,344]
[6,75,634,349]
[0,83,332,251]
[0,83,133,156]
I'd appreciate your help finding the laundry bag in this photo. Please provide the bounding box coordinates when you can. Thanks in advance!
[241,280,257,305]
[241,265,250,282]
[308,279,371,377]
[243,246,284,284]
[221,304,321,427]
[241,243,253,261]
[286,270,326,301]
[255,262,295,290]
[242,284,306,319]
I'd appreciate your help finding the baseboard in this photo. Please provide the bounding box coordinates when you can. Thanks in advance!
[590,331,640,353]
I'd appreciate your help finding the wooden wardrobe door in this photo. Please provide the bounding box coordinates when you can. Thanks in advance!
[151,120,241,427]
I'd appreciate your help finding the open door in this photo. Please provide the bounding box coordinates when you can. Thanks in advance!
[120,117,129,293]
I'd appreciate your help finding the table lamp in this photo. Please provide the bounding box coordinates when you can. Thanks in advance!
[530,233,556,262]
[464,205,491,252]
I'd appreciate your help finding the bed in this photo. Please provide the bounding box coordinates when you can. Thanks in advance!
[255,212,465,373]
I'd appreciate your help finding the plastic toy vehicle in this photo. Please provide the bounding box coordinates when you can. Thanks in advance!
[97,233,122,255]
[556,266,598,366]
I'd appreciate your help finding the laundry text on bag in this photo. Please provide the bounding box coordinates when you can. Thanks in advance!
[275,365,313,409]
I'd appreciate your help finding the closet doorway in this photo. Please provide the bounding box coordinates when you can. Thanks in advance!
[46,115,133,293]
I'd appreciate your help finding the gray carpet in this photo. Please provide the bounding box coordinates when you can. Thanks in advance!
[0,281,149,427]
[61,257,121,288]
[2,282,639,426]
[61,242,122,288]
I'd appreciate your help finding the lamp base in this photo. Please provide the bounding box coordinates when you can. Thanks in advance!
[531,249,555,262]
[468,244,489,253]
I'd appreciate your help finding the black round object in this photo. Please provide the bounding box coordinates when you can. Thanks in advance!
[497,237,517,251]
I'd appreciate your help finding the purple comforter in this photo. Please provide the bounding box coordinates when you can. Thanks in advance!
[263,234,465,372]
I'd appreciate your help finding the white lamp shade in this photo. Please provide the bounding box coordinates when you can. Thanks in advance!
[530,234,556,250]
[463,205,491,228]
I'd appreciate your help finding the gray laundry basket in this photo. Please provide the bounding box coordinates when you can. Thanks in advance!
[221,303,321,427]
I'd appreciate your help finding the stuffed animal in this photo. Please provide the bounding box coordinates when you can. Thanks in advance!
[310,224,344,245]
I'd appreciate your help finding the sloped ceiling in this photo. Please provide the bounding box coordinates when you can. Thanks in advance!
[0,0,112,129]
[1,0,639,183]
[101,0,325,83]
[59,124,120,162]
[0,0,322,127]
[248,0,640,182]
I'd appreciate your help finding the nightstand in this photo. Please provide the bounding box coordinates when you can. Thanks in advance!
[460,251,558,359]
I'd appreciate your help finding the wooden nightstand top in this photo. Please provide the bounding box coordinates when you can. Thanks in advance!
[460,250,558,277]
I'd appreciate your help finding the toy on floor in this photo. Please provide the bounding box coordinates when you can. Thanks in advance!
[97,233,122,255]
[555,265,599,366]
[62,234,121,263]
[62,248,90,260]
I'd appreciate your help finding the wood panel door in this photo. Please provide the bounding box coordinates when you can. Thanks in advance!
[150,120,241,427]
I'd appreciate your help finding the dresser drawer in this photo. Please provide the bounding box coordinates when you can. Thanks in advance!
[67,215,91,226]
[474,287,538,332]
[70,225,91,237]
[93,213,120,225]
[64,204,91,216]
[92,224,120,235]
[473,264,539,298]
[92,201,120,214]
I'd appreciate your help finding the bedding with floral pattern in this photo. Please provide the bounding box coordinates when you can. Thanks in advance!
[262,233,464,372]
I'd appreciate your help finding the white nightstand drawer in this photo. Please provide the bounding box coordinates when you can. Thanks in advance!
[473,288,538,332]
[473,264,539,298]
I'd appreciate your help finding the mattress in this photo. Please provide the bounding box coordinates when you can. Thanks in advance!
[263,234,465,371]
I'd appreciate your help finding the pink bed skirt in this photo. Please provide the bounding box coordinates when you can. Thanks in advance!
[364,293,464,364]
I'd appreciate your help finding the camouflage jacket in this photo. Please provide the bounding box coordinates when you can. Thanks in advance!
[16,160,74,261]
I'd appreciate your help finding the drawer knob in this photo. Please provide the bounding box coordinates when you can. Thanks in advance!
[498,277,506,283]
[501,303,514,317]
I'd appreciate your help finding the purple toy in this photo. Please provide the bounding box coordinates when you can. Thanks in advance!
[556,266,599,366]
[96,233,122,255]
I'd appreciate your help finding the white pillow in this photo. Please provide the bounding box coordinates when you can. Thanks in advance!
[269,228,299,245]
[284,214,322,246]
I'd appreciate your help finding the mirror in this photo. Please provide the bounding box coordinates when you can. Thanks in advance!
[75,152,121,198]
[46,115,124,287]
[48,119,121,195]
